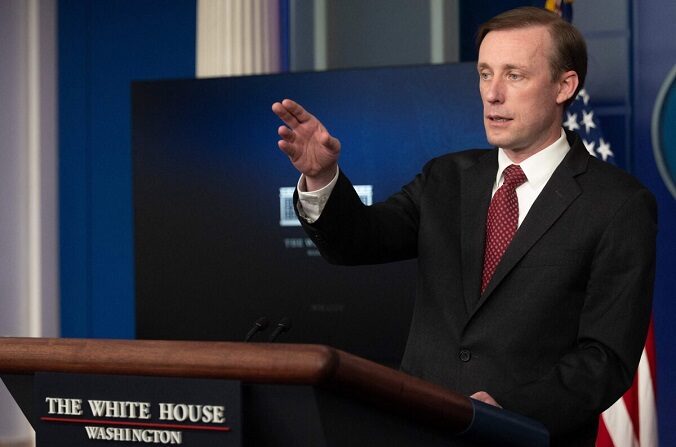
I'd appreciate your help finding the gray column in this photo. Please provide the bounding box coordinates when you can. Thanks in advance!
[0,0,58,444]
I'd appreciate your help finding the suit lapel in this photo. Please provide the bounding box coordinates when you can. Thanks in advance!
[460,151,497,313]
[468,132,589,319]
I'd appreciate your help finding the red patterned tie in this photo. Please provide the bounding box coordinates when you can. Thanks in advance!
[481,164,527,294]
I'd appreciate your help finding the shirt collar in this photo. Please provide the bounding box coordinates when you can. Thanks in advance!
[495,128,570,190]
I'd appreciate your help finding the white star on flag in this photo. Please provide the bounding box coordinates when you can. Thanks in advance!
[581,110,597,134]
[565,89,616,164]
[583,139,597,157]
[563,112,580,131]
[597,138,614,162]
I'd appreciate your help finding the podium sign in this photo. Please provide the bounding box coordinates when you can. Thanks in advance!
[34,373,242,446]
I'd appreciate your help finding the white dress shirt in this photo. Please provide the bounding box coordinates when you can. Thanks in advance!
[296,167,340,223]
[298,128,570,225]
[494,128,570,227]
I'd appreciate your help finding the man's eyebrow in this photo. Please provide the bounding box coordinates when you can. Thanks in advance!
[477,62,528,71]
[503,63,528,71]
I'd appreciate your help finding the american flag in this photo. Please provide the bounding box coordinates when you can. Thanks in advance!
[596,320,659,447]
[546,2,659,445]
[544,0,574,22]
[566,90,658,447]
[564,89,616,163]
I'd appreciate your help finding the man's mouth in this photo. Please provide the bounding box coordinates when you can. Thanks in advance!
[487,115,512,122]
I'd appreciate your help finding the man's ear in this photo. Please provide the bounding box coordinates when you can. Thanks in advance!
[556,70,579,105]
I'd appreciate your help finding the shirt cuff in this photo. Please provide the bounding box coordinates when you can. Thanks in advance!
[296,167,340,223]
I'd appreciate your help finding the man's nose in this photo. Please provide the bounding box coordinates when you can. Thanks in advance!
[484,78,504,104]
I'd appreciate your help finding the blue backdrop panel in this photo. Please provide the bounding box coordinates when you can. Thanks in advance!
[132,63,486,363]
[58,0,197,338]
[633,2,676,445]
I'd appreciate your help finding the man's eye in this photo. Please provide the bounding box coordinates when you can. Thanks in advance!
[507,73,522,80]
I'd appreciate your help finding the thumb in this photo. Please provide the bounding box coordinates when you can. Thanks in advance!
[321,133,341,154]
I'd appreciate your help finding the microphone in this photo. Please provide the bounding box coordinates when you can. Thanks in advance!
[268,317,292,342]
[244,317,270,342]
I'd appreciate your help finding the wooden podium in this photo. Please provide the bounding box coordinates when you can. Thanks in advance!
[0,337,548,446]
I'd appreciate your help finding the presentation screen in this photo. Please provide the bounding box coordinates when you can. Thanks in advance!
[132,63,487,365]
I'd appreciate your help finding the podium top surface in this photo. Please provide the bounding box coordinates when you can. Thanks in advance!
[0,337,473,433]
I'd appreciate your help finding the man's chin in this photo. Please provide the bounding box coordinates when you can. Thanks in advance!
[485,134,512,149]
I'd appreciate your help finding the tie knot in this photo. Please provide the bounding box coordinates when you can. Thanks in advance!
[502,164,527,188]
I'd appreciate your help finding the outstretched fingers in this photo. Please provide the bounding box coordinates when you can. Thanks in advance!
[272,98,341,172]
[277,125,299,159]
[281,98,313,124]
[272,99,312,130]
[277,139,295,158]
[278,125,295,142]
[271,102,299,128]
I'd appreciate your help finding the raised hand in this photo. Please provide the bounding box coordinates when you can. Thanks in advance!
[272,99,341,190]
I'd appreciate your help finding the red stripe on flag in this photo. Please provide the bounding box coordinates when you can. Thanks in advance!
[596,417,615,447]
[597,315,658,446]
[644,318,657,390]
[622,370,640,441]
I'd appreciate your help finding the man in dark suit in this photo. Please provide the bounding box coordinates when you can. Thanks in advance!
[272,7,656,445]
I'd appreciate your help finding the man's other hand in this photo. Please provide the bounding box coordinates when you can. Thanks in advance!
[272,99,341,191]
[470,391,502,408]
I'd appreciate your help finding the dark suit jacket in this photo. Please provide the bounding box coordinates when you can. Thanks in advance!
[296,131,657,444]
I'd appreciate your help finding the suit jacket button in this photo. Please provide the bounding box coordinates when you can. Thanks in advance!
[459,349,471,362]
